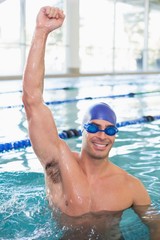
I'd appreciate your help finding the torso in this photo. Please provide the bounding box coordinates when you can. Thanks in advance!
[54,209,124,240]
[44,152,134,216]
[43,152,136,239]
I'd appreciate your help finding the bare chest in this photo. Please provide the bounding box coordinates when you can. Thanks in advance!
[47,176,133,214]
[89,181,133,211]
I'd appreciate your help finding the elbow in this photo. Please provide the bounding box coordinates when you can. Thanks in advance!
[22,89,43,109]
[22,92,35,117]
[22,91,33,109]
[22,91,28,106]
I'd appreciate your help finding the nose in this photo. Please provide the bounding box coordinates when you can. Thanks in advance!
[96,130,106,138]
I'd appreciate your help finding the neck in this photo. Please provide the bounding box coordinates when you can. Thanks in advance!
[79,152,110,178]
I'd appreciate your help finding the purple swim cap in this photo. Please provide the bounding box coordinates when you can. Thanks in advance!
[82,102,117,125]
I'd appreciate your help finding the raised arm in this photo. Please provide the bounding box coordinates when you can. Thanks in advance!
[22,8,89,208]
[22,6,65,166]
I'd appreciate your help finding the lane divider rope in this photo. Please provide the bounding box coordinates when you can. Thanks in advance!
[0,115,160,153]
[0,91,159,109]
[0,81,159,94]
[0,87,78,94]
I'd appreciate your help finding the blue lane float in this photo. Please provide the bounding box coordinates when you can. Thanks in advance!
[0,115,160,153]
[0,90,160,109]
[0,86,159,95]
[0,87,78,94]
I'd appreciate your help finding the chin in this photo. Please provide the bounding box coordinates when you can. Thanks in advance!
[90,152,108,161]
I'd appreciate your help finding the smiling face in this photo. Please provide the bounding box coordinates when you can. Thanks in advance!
[81,119,116,161]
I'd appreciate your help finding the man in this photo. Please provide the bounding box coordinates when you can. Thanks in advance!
[22,6,160,239]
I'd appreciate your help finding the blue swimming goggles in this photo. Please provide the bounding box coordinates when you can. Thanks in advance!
[83,123,118,136]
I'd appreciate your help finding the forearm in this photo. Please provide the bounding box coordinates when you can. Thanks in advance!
[133,205,160,240]
[145,219,160,240]
[22,6,65,105]
[22,29,48,103]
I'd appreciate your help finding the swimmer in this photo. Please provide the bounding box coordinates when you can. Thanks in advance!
[22,6,160,239]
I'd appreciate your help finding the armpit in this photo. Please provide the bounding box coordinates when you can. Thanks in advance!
[45,161,61,184]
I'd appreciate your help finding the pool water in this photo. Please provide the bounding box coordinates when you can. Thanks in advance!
[0,75,160,239]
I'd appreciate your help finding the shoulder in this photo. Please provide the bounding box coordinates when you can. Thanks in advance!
[110,162,149,191]
[126,172,144,187]
[112,166,151,205]
[119,170,146,191]
[109,162,129,177]
[110,162,141,184]
[126,173,151,205]
[108,162,135,184]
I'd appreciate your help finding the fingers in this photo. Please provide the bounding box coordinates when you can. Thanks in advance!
[44,6,65,20]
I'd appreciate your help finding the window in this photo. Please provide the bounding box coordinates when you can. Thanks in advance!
[80,0,114,73]
[0,0,160,76]
[0,0,21,75]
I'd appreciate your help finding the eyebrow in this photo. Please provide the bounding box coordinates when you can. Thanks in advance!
[90,121,114,128]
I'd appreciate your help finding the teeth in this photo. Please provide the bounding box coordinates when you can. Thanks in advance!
[94,143,106,148]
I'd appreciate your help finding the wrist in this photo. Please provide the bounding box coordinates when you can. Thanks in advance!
[30,28,49,49]
[34,26,50,37]
[32,27,50,45]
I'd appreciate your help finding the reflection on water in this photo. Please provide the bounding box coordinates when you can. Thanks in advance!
[55,210,123,240]
[54,205,160,240]
[0,172,62,240]
[1,172,160,240]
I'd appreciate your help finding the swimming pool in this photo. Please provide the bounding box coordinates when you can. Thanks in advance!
[0,74,160,239]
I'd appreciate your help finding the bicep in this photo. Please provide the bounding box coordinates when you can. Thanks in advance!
[130,177,151,206]
[25,103,61,164]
